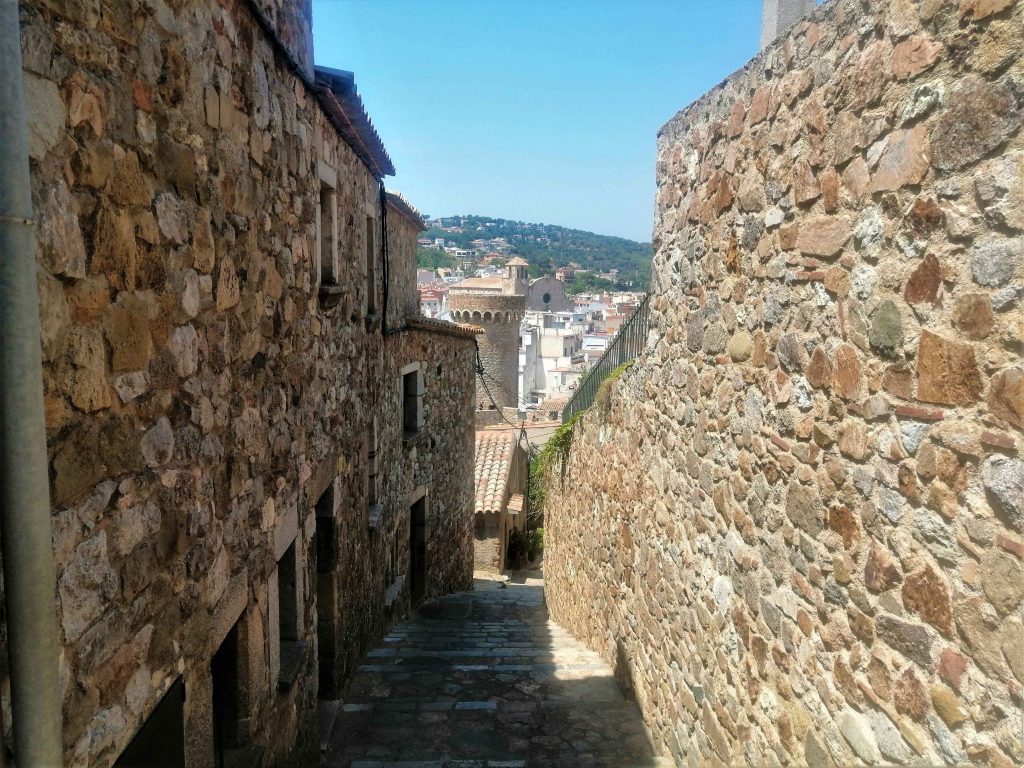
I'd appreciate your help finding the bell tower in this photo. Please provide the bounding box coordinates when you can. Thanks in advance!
[503,257,529,296]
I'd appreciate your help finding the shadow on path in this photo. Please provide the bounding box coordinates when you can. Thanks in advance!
[320,573,668,767]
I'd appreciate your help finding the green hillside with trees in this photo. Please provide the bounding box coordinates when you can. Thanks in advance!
[420,215,651,289]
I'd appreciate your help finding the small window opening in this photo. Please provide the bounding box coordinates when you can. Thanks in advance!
[403,367,424,439]
[543,292,551,304]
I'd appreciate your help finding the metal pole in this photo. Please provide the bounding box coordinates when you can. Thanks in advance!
[0,0,65,763]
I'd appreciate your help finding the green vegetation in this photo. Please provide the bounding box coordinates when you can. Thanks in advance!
[565,271,614,294]
[423,215,651,289]
[416,247,458,271]
[528,413,583,513]
[506,527,544,568]
[595,361,633,416]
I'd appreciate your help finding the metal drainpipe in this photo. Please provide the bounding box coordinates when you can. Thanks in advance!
[0,0,65,763]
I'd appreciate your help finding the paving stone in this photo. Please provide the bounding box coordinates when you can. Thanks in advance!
[324,576,661,767]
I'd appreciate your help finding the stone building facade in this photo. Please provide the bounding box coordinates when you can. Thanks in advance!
[527,275,572,313]
[15,0,477,765]
[449,260,529,411]
[543,0,1023,766]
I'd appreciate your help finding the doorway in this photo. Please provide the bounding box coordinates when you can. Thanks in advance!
[315,485,338,697]
[113,678,185,768]
[211,619,244,767]
[409,496,427,605]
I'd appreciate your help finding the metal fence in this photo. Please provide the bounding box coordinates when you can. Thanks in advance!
[562,293,651,422]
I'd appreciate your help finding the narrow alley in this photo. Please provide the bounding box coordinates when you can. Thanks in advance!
[320,574,668,768]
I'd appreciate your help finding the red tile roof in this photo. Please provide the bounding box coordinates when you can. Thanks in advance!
[474,430,517,515]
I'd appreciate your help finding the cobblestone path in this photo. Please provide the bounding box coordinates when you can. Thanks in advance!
[320,574,669,768]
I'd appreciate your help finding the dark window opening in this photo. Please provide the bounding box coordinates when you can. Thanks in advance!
[114,678,185,768]
[543,292,551,304]
[403,368,423,438]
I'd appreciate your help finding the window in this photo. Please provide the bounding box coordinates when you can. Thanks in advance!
[402,364,424,439]
[542,292,551,305]
[365,216,377,316]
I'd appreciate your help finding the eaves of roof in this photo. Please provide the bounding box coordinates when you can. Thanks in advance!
[314,65,395,178]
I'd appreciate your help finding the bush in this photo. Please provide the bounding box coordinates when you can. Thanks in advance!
[507,527,544,568]
[529,414,582,513]
[527,528,544,559]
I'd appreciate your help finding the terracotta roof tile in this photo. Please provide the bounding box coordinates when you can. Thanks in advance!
[474,430,517,515]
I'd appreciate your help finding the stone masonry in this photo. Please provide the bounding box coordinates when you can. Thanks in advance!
[14,1,478,765]
[543,0,1024,766]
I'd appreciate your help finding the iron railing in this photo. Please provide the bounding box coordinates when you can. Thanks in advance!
[562,293,651,422]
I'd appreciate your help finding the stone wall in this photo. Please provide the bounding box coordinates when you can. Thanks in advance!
[16,0,476,765]
[544,1,1023,766]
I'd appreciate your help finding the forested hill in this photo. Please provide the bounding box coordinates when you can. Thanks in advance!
[423,215,651,288]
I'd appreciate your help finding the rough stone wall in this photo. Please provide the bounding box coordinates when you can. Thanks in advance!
[544,1,1024,766]
[16,0,475,765]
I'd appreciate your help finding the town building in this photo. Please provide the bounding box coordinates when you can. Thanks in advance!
[8,1,479,765]
[526,275,572,312]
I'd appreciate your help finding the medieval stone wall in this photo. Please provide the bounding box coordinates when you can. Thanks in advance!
[450,295,526,410]
[544,1,1023,766]
[17,0,475,765]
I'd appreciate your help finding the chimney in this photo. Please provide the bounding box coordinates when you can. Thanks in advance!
[760,0,817,50]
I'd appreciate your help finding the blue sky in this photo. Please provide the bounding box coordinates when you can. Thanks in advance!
[311,0,763,243]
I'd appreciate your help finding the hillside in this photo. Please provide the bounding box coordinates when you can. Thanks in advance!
[421,215,651,288]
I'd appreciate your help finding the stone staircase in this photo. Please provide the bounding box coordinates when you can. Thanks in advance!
[319,575,671,768]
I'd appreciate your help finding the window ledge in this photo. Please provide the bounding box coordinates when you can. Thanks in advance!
[318,284,343,309]
[277,640,309,693]
[403,430,423,448]
[367,503,383,531]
